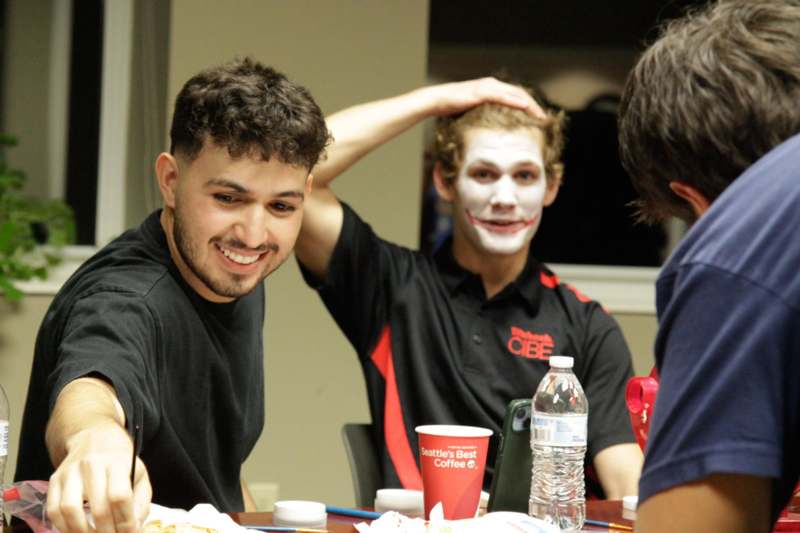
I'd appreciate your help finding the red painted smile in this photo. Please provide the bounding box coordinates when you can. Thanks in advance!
[466,211,539,234]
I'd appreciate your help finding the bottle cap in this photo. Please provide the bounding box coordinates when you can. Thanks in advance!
[549,355,574,368]
[273,500,327,528]
[3,486,20,502]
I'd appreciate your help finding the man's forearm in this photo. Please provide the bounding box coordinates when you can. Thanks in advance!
[593,443,643,499]
[312,88,436,189]
[45,377,127,466]
[297,86,441,278]
[44,376,151,533]
[241,479,257,512]
[313,78,542,190]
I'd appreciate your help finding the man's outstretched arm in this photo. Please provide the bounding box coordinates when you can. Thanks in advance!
[296,78,544,280]
[45,377,151,533]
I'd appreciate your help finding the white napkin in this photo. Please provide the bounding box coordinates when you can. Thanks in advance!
[143,503,250,533]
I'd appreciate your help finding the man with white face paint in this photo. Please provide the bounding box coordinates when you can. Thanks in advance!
[296,78,643,499]
[447,128,557,271]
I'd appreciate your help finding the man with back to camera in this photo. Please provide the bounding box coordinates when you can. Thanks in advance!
[617,1,800,531]
[295,78,643,498]
[14,58,331,533]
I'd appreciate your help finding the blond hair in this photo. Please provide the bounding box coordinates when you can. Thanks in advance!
[433,99,566,185]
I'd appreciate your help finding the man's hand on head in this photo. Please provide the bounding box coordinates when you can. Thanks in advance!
[420,77,546,119]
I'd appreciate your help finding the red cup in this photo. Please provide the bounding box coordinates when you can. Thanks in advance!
[415,425,492,520]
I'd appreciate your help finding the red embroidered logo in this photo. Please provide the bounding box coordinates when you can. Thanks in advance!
[507,326,554,360]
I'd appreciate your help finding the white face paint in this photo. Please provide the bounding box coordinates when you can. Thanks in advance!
[453,128,550,256]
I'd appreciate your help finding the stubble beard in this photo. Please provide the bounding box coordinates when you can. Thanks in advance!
[172,206,265,299]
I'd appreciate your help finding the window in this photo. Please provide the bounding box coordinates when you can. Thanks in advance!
[2,0,169,294]
[1,0,169,248]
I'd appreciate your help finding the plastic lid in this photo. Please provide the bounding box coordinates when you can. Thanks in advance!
[414,425,492,437]
[549,355,574,368]
[273,500,327,528]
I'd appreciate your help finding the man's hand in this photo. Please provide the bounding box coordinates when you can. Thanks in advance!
[416,77,545,119]
[45,378,152,533]
[313,76,546,190]
[47,423,151,533]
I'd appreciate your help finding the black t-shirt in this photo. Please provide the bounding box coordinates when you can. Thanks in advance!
[300,203,635,492]
[15,210,265,512]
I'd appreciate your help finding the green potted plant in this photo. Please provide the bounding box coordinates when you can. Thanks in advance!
[0,133,75,302]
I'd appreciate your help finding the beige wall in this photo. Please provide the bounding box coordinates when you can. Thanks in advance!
[1,0,53,198]
[616,314,657,375]
[0,0,658,510]
[0,296,52,485]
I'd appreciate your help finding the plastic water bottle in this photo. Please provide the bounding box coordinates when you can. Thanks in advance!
[529,356,588,531]
[0,383,9,527]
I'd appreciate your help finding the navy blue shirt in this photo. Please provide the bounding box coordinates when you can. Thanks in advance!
[639,133,800,524]
[300,203,635,492]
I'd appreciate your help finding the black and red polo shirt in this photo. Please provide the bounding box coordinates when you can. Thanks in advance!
[299,203,635,492]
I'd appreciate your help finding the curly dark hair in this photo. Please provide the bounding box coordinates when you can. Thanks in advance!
[170,57,331,170]
[433,96,566,187]
[619,0,800,223]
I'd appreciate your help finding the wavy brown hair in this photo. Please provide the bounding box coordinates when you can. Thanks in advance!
[619,0,800,223]
[433,96,566,187]
[170,57,331,170]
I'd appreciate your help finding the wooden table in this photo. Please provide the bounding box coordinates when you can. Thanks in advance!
[231,500,634,532]
[1,501,633,532]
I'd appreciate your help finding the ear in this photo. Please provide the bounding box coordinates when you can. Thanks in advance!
[305,173,314,194]
[155,153,180,208]
[433,162,456,202]
[543,164,563,207]
[669,181,710,218]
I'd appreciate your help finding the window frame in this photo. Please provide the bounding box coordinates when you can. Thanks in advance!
[18,0,134,295]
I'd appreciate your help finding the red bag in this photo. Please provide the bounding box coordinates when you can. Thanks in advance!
[625,367,659,452]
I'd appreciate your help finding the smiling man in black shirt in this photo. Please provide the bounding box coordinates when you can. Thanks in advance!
[15,58,330,533]
[296,78,642,498]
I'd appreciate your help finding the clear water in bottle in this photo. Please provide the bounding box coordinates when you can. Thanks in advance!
[528,356,588,532]
[0,383,9,528]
